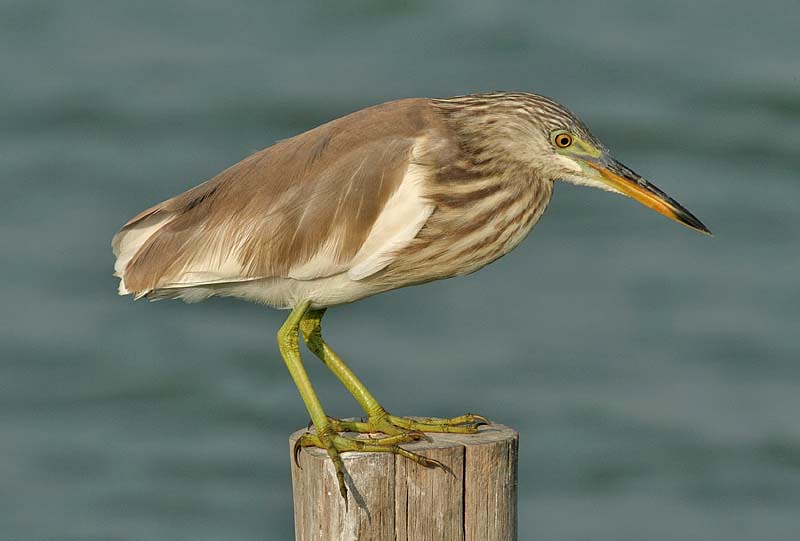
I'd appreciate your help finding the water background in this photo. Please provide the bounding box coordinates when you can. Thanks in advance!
[2,1,799,539]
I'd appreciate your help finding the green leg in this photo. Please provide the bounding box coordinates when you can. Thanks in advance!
[279,302,445,500]
[298,308,488,436]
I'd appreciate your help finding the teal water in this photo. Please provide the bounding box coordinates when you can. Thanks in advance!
[1,1,799,539]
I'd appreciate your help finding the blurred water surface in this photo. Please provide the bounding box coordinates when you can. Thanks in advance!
[1,1,799,540]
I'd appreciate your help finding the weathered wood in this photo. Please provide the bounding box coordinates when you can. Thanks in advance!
[289,423,518,541]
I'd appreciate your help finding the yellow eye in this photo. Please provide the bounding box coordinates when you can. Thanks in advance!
[555,132,573,148]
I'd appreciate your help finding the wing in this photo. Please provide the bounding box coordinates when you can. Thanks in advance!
[113,98,452,298]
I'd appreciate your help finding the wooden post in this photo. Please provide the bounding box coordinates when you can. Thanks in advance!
[289,423,518,541]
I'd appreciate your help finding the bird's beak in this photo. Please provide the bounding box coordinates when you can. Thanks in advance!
[584,155,711,235]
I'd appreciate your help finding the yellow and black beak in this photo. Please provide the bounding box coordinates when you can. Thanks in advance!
[586,156,711,235]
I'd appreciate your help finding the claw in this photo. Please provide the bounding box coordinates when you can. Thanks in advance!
[293,438,303,469]
[410,430,433,443]
[469,413,490,426]
[393,447,452,475]
[422,456,448,471]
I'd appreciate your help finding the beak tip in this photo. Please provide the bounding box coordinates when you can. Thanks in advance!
[675,209,711,237]
[688,222,713,237]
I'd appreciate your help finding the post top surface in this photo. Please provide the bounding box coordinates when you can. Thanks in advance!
[289,422,517,459]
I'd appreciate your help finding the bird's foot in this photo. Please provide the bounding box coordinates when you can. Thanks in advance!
[294,426,447,500]
[329,411,489,436]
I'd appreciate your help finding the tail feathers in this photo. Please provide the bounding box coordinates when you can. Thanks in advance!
[112,210,175,298]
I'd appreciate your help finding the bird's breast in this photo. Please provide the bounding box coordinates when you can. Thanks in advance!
[374,175,553,287]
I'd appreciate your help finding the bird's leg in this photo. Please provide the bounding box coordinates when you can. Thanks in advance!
[299,308,488,436]
[280,302,445,500]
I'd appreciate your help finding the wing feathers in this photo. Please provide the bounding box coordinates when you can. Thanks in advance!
[348,164,434,281]
[114,98,450,297]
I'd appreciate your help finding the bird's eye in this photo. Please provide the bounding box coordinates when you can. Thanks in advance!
[555,132,573,148]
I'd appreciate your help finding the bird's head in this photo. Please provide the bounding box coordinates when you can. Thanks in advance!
[544,119,710,235]
[534,95,710,235]
[436,92,711,235]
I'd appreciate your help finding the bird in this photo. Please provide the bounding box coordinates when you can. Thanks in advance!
[112,91,710,499]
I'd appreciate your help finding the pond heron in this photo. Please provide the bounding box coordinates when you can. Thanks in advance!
[113,92,710,498]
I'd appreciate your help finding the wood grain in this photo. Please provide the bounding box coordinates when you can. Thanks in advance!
[289,423,518,541]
